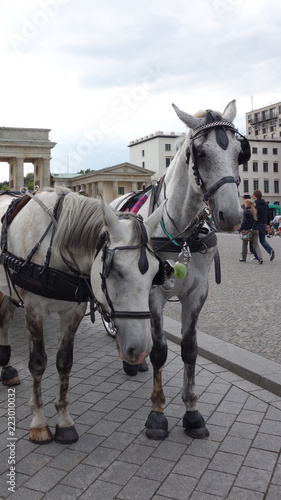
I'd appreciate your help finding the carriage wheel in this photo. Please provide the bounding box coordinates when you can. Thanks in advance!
[102,317,116,338]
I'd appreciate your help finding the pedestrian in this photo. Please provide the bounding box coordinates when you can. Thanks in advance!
[239,199,263,264]
[252,190,275,262]
[241,194,251,209]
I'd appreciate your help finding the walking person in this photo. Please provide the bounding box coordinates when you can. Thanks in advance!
[239,199,263,264]
[252,190,275,262]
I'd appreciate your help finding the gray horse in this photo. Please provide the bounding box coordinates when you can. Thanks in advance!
[110,100,248,439]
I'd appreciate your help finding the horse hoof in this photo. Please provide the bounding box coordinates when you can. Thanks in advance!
[139,360,149,372]
[1,366,20,386]
[2,376,20,387]
[29,426,53,444]
[54,425,79,444]
[145,411,168,440]
[183,410,209,439]
[123,361,139,376]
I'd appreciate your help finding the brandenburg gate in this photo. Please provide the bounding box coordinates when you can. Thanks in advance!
[0,127,56,190]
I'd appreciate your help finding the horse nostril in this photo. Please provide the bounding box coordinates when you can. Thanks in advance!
[127,347,137,362]
[219,211,225,222]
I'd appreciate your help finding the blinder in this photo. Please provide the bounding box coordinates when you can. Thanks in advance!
[152,253,165,286]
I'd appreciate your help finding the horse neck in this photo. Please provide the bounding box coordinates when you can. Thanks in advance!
[160,136,204,236]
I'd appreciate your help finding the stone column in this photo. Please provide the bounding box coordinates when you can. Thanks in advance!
[98,181,103,198]
[9,157,24,190]
[33,158,50,188]
[132,182,138,191]
[112,181,118,200]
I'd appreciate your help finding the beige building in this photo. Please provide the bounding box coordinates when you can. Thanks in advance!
[240,101,281,205]
[52,163,155,205]
[0,127,56,190]
[129,131,185,180]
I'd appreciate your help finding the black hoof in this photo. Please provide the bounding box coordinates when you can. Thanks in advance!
[139,360,149,372]
[1,366,20,386]
[123,361,139,376]
[145,411,168,440]
[54,425,79,444]
[183,410,209,439]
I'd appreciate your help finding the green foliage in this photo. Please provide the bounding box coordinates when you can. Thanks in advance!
[0,181,9,191]
[77,169,94,174]
[0,172,34,191]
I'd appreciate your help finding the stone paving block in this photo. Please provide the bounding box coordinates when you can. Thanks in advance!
[43,483,84,499]
[60,463,102,490]
[16,452,52,476]
[136,456,175,482]
[117,475,160,500]
[252,431,281,452]
[5,486,45,500]
[216,400,244,415]
[243,448,278,472]
[103,407,134,423]
[101,430,136,451]
[152,439,187,462]
[189,491,225,500]
[234,466,272,493]
[48,449,87,472]
[266,404,281,420]
[157,472,198,500]
[185,439,219,460]
[83,445,121,468]
[228,421,259,439]
[204,423,229,442]
[259,418,281,436]
[98,460,139,486]
[112,416,145,436]
[23,466,68,493]
[219,435,252,456]
[78,479,122,500]
[243,395,268,412]
[209,450,245,475]
[173,454,209,478]
[74,409,105,426]
[207,410,237,428]
[193,470,235,497]
[117,442,154,466]
[226,486,264,500]
[266,484,281,500]
[87,419,120,438]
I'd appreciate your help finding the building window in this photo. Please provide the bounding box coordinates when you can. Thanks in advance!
[274,180,279,193]
[166,158,171,168]
[248,126,252,135]
[142,161,145,168]
[142,149,145,157]
[252,147,257,154]
[253,180,259,190]
[273,148,278,155]
[253,162,258,172]
[243,163,248,172]
[165,144,171,151]
[273,162,279,172]
[262,148,268,154]
[243,180,249,193]
[118,187,125,195]
[263,162,268,172]
[264,180,269,193]
[279,105,281,114]
[248,114,252,122]
[272,133,277,139]
[270,107,277,118]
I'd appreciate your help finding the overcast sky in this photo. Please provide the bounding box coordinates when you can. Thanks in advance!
[0,0,281,181]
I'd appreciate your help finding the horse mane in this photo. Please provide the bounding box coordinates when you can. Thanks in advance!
[42,187,143,258]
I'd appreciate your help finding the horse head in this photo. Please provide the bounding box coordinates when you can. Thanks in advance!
[90,200,165,365]
[172,100,246,231]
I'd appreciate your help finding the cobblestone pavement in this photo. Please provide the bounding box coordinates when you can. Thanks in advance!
[0,309,281,499]
[164,232,281,365]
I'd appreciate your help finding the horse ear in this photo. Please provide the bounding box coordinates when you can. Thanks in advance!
[222,99,236,123]
[172,103,201,130]
[145,201,166,240]
[100,197,120,236]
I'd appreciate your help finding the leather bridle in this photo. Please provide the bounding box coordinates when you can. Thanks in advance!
[93,217,164,328]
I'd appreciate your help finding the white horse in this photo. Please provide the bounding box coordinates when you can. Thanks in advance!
[111,100,249,439]
[0,187,164,444]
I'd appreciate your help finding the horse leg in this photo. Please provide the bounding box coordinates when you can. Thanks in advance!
[54,304,87,444]
[0,293,20,386]
[181,287,209,439]
[145,292,168,439]
[25,303,53,444]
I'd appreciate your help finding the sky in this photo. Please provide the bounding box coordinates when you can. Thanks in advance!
[0,0,281,181]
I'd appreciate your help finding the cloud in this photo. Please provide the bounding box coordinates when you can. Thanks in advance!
[0,0,281,181]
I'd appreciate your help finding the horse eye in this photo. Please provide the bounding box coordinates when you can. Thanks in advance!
[197,150,206,158]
